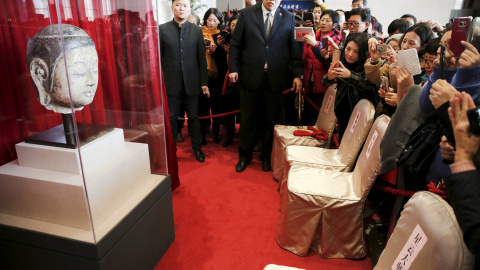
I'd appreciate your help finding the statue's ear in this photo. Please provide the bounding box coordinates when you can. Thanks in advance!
[29,58,50,106]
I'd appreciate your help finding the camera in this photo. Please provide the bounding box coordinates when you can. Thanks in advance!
[467,107,480,135]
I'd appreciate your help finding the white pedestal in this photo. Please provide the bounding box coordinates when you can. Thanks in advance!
[0,128,164,241]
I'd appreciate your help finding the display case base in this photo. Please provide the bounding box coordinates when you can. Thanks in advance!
[25,123,114,149]
[0,175,175,270]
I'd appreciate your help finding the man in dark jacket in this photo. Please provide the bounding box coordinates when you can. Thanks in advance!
[159,0,209,162]
[229,0,302,173]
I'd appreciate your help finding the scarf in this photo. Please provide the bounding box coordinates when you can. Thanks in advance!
[202,26,220,78]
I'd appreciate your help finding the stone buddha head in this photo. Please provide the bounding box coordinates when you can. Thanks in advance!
[26,24,98,114]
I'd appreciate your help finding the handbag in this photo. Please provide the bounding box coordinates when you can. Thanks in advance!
[398,102,453,176]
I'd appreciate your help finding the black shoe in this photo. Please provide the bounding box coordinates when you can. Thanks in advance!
[262,159,271,172]
[213,135,221,144]
[175,133,184,143]
[235,158,251,172]
[194,149,205,162]
[222,137,233,147]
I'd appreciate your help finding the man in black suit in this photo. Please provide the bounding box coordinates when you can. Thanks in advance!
[159,0,209,162]
[229,0,303,172]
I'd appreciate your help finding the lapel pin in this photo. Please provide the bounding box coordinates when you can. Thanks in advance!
[279,13,282,16]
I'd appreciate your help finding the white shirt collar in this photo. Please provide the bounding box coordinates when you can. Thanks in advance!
[261,4,276,21]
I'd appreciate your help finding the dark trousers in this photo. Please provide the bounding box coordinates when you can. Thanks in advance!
[167,92,202,150]
[238,73,285,161]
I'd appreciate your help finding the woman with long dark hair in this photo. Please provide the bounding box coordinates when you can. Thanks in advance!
[200,8,228,145]
[322,32,378,139]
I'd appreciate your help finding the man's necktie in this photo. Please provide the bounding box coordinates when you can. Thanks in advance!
[265,12,272,38]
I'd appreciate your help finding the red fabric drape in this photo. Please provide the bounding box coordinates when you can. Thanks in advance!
[0,0,179,190]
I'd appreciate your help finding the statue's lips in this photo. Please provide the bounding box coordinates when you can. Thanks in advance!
[84,89,95,97]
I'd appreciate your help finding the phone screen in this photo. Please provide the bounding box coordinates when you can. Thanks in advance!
[304,12,313,23]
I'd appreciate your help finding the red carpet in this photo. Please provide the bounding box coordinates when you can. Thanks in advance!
[155,129,372,270]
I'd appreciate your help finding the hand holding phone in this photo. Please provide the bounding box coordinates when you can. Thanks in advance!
[468,107,480,135]
[204,38,211,47]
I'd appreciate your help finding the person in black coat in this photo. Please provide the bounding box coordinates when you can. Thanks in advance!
[159,0,209,162]
[229,0,303,173]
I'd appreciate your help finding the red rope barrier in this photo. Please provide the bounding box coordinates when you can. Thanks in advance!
[198,110,240,120]
[300,91,320,111]
[375,182,447,199]
[293,126,328,140]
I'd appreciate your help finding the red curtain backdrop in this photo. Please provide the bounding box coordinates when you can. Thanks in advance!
[0,0,180,190]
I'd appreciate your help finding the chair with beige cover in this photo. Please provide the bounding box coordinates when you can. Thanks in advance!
[374,191,474,270]
[278,99,375,201]
[271,84,337,181]
[276,115,390,259]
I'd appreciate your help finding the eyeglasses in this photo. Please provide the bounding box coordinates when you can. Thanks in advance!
[346,22,363,27]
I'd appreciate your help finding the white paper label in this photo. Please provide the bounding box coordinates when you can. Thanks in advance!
[366,131,378,159]
[350,110,361,134]
[324,94,334,113]
[391,224,428,270]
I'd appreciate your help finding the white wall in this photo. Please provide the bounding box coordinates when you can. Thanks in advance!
[155,0,217,25]
[156,0,460,30]
[324,0,458,37]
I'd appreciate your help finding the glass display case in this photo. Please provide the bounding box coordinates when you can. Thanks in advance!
[0,1,174,269]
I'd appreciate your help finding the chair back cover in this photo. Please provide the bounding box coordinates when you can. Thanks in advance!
[374,191,474,270]
[351,114,389,198]
[313,84,337,144]
[337,99,375,167]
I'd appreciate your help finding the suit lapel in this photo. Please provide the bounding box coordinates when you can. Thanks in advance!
[268,8,282,41]
[256,5,267,40]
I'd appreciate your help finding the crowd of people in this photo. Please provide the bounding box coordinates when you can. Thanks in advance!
[160,0,480,262]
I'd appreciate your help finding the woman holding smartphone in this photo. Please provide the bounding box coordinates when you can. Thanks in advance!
[301,9,341,125]
[200,8,228,145]
[322,32,378,140]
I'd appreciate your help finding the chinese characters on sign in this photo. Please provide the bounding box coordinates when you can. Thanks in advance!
[392,224,428,270]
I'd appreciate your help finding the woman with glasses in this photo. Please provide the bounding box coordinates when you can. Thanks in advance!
[200,8,228,145]
[322,32,378,139]
[301,9,341,125]
[365,23,434,110]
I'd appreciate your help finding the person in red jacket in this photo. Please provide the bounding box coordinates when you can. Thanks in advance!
[301,9,341,125]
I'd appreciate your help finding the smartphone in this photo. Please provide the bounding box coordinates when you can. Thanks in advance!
[467,106,480,135]
[322,37,328,50]
[204,38,211,47]
[376,44,387,56]
[439,45,445,79]
[219,31,231,44]
[332,49,340,64]
[381,76,390,90]
[450,17,472,57]
[304,12,313,23]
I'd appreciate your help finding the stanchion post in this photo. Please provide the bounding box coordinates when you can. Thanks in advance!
[297,90,302,126]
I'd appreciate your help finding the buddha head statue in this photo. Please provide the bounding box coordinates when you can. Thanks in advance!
[26,24,98,114]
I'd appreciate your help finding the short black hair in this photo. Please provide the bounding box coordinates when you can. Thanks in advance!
[401,14,417,24]
[424,37,440,55]
[349,8,371,24]
[352,0,367,6]
[202,8,223,28]
[387,19,410,35]
[321,10,340,28]
[371,16,382,33]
